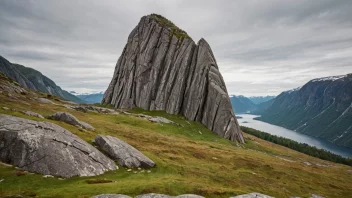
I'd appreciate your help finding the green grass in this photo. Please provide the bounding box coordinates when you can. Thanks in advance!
[0,88,352,198]
[151,14,191,41]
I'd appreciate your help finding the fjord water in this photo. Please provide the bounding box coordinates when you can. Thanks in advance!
[238,114,352,158]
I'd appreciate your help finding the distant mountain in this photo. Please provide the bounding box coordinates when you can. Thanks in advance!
[230,95,257,113]
[71,91,104,104]
[248,96,275,104]
[0,55,84,103]
[251,98,275,115]
[258,74,352,148]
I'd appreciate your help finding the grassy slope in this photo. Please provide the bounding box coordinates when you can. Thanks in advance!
[0,92,351,198]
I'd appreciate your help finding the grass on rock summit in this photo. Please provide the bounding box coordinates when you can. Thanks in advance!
[151,14,191,40]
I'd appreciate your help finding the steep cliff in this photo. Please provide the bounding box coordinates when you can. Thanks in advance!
[258,74,352,148]
[103,14,244,143]
[0,55,83,103]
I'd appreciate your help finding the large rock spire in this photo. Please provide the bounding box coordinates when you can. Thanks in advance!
[103,14,244,143]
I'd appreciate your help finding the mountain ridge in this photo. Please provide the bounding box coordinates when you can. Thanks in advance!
[258,73,352,148]
[0,55,84,103]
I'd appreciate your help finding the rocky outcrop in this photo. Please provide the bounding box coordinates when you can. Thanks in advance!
[102,14,244,143]
[94,135,155,168]
[37,98,54,104]
[48,112,95,131]
[92,195,132,198]
[230,192,274,198]
[136,194,204,198]
[0,114,116,178]
[92,194,204,198]
[22,110,44,118]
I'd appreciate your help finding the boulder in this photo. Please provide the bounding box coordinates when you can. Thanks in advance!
[136,194,204,198]
[71,106,88,113]
[94,135,155,168]
[230,192,274,198]
[48,112,95,131]
[37,98,54,104]
[92,195,132,198]
[0,114,117,178]
[101,14,244,143]
[22,110,44,119]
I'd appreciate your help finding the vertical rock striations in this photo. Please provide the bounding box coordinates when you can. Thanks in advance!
[103,14,244,143]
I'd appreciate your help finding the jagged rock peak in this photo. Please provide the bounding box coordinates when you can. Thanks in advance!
[102,14,244,143]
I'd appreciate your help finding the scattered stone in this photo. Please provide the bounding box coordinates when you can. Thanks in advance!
[127,169,132,172]
[43,175,54,178]
[198,131,202,135]
[149,117,175,125]
[212,157,218,160]
[37,98,54,104]
[136,194,204,198]
[58,178,65,180]
[72,106,88,113]
[303,161,312,166]
[311,194,324,198]
[48,112,95,131]
[133,171,137,174]
[0,179,4,183]
[94,135,155,168]
[348,170,352,173]
[315,163,332,167]
[0,114,116,178]
[92,195,132,198]
[2,107,10,111]
[230,192,274,198]
[22,110,44,118]
[147,170,151,173]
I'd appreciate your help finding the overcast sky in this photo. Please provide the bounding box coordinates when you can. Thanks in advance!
[0,0,351,96]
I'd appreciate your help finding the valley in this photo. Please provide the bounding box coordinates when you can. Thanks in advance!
[237,114,352,158]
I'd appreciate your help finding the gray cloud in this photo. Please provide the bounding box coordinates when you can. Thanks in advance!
[0,0,351,96]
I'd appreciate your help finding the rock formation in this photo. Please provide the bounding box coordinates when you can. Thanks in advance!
[0,114,116,178]
[95,135,155,168]
[229,192,274,198]
[92,194,204,198]
[102,14,244,143]
[22,110,44,118]
[48,112,95,131]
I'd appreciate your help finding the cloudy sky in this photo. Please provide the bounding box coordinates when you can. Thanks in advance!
[0,0,351,96]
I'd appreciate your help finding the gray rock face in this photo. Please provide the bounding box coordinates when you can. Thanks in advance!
[102,14,244,143]
[94,135,155,168]
[48,112,95,131]
[22,110,44,119]
[0,114,117,178]
[230,192,274,198]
